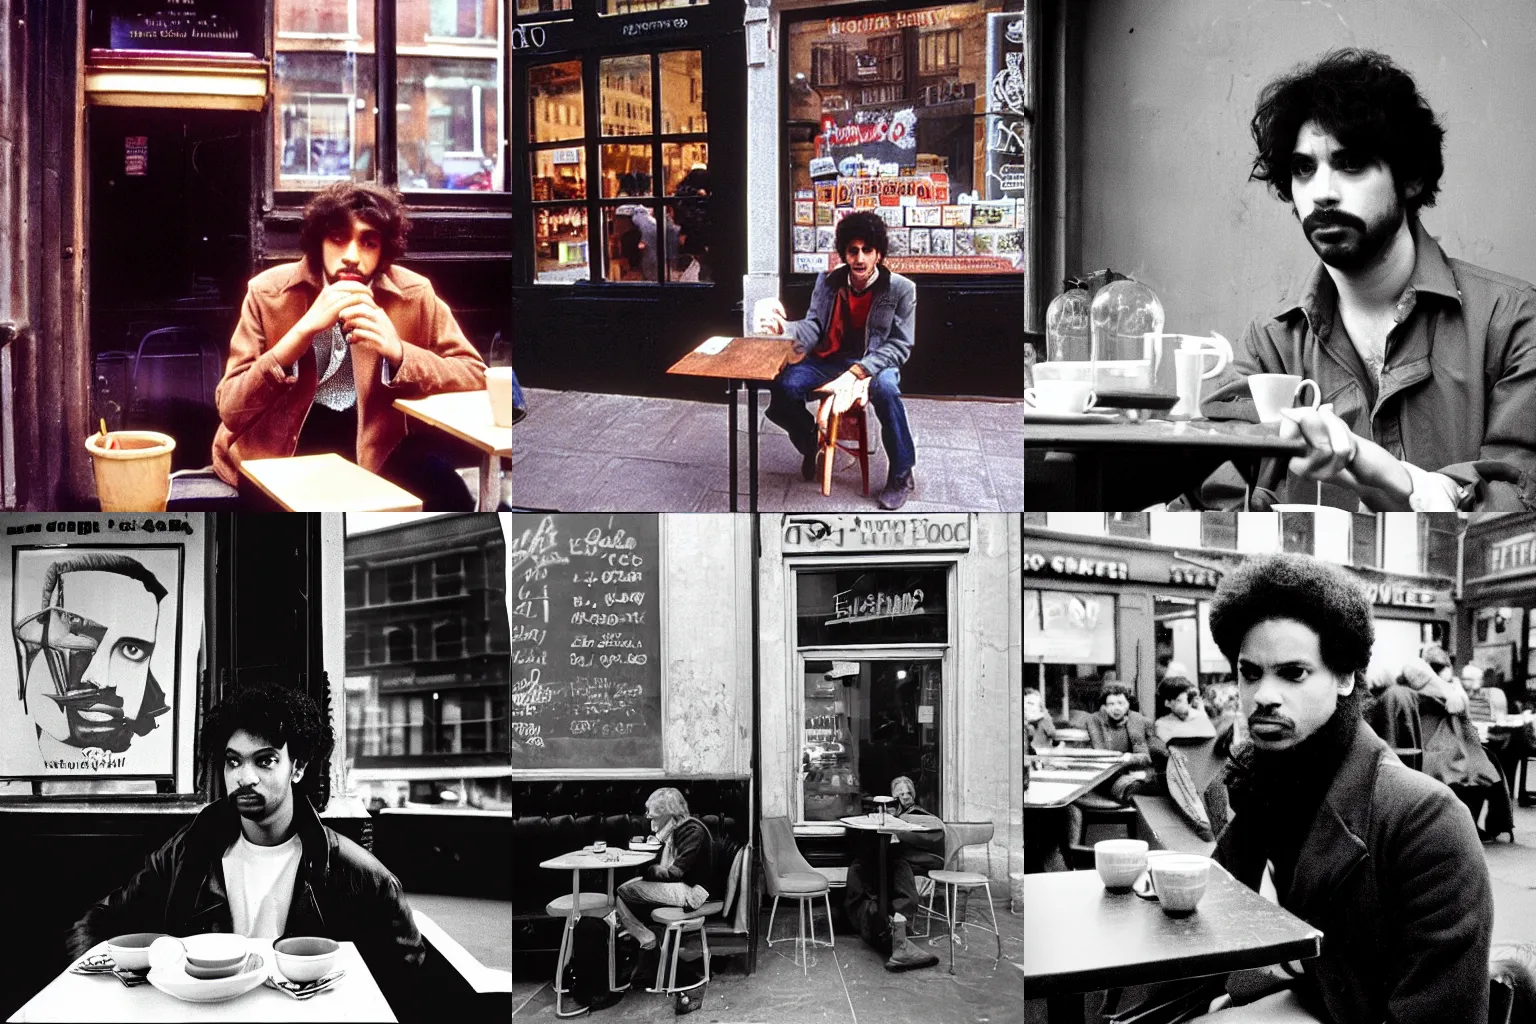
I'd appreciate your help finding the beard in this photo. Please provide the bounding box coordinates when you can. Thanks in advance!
[1300,200,1405,272]
[327,266,375,286]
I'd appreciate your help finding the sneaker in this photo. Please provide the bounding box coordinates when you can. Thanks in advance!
[877,470,915,510]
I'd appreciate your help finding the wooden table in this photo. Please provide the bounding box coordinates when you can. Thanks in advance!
[666,336,794,512]
[538,847,656,1018]
[838,813,940,921]
[9,938,395,1022]
[393,390,510,511]
[1024,868,1322,1023]
[1026,417,1307,509]
[238,453,422,511]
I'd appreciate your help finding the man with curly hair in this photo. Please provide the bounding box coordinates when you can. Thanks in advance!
[214,181,488,510]
[1136,553,1492,1020]
[1195,49,1536,512]
[66,684,424,1004]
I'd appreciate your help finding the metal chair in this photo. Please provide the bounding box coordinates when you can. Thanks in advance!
[916,821,1002,975]
[645,845,747,1000]
[759,816,833,974]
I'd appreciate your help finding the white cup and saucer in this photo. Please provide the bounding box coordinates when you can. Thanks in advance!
[1024,379,1112,423]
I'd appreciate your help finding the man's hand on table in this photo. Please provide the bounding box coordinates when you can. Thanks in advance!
[1276,404,1460,510]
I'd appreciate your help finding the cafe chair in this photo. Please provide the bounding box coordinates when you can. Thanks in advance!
[916,821,1002,974]
[759,816,834,974]
[1489,941,1536,1024]
[645,844,749,999]
[544,891,615,1018]
[814,393,872,497]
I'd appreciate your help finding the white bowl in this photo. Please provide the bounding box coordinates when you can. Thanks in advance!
[147,953,266,1003]
[182,933,248,970]
[105,932,166,972]
[273,936,340,983]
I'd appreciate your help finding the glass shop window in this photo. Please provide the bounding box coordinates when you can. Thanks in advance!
[1155,596,1232,697]
[1352,513,1379,568]
[275,2,377,189]
[1025,588,1116,726]
[1419,514,1461,578]
[602,0,710,13]
[516,1,574,14]
[795,567,949,647]
[783,1,1027,277]
[1280,512,1314,555]
[397,0,505,192]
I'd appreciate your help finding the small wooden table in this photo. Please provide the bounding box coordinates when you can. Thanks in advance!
[238,453,422,511]
[666,336,795,512]
[538,847,657,1018]
[1024,868,1323,1023]
[838,813,940,921]
[394,390,510,511]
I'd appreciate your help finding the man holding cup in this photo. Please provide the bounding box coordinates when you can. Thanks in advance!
[1130,553,1492,1020]
[1190,49,1536,511]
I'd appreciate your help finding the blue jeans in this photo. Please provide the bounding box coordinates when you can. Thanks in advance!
[766,354,916,479]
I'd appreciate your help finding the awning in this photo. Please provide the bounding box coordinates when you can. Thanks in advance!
[85,50,269,111]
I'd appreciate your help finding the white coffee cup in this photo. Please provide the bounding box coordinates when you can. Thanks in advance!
[1146,333,1232,380]
[1025,379,1097,415]
[486,367,514,428]
[1248,373,1321,423]
[1171,349,1206,419]
[1147,853,1211,914]
[1094,838,1149,891]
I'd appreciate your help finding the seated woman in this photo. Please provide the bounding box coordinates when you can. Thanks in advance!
[610,788,714,952]
[1155,676,1218,743]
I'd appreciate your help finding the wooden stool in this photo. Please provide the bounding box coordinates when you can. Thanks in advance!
[815,396,871,497]
[645,902,722,997]
[544,892,613,1017]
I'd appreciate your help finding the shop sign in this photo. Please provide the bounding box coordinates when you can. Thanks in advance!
[1022,551,1129,581]
[782,514,970,553]
[826,9,952,35]
[1169,566,1221,587]
[1487,532,1536,577]
[102,0,255,54]
[1360,582,1441,609]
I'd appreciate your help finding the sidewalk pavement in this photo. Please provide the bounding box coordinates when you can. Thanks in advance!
[510,388,1023,512]
[406,893,512,973]
[513,897,1024,1023]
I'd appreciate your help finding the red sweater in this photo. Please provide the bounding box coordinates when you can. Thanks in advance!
[814,282,876,359]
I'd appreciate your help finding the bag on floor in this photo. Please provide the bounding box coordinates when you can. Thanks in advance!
[560,916,622,1009]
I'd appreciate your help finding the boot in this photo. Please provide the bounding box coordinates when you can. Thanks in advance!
[884,913,939,972]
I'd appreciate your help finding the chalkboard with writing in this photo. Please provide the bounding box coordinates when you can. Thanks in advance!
[511,514,663,770]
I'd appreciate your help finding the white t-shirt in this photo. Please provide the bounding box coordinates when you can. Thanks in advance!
[222,832,303,939]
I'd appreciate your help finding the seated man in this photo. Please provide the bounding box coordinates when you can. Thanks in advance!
[1025,687,1057,750]
[756,210,919,510]
[68,685,424,1007]
[1461,662,1509,723]
[1067,683,1165,845]
[213,182,487,510]
[1155,675,1218,743]
[844,775,941,972]
[1191,49,1536,511]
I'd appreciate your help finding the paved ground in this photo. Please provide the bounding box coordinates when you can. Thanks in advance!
[406,893,512,973]
[513,896,1024,1022]
[510,388,1024,513]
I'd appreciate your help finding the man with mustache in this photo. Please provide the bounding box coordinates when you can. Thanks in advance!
[1193,49,1536,511]
[214,182,488,510]
[1134,553,1492,1020]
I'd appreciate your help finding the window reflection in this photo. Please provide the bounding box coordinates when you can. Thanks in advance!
[534,205,589,284]
[274,1,376,188]
[601,54,653,137]
[528,61,584,144]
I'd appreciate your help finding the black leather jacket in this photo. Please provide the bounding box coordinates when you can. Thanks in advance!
[67,794,424,982]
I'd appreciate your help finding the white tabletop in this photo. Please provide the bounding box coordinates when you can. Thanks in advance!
[393,391,511,456]
[540,848,656,871]
[8,939,395,1023]
[838,813,937,832]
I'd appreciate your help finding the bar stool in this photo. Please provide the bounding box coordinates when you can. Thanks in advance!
[645,901,723,997]
[760,815,834,974]
[917,822,1003,975]
[544,892,613,1018]
[815,390,872,497]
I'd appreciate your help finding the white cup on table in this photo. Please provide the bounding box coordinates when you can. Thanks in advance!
[1094,838,1149,891]
[486,367,514,428]
[1025,379,1098,416]
[1139,853,1212,914]
[1248,373,1321,423]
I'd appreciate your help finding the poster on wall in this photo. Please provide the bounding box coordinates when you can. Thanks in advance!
[0,516,205,782]
[1025,589,1116,665]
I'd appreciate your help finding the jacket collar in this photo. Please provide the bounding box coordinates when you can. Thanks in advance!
[828,263,892,297]
[1272,217,1461,327]
[281,258,406,301]
[1281,718,1384,913]
[190,791,332,879]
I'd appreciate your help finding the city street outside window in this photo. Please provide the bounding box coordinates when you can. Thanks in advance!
[1025,588,1116,724]
[784,1,1026,277]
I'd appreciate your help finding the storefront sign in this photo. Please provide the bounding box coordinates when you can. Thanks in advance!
[1487,532,1536,577]
[1022,551,1129,581]
[782,514,970,553]
[100,0,256,54]
[826,9,952,35]
[826,587,924,625]
[1169,566,1221,587]
[1359,582,1440,608]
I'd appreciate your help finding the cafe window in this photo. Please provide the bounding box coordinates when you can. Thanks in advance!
[1280,512,1314,555]
[342,515,510,812]
[1420,514,1461,578]
[1201,511,1237,551]
[1025,588,1116,724]
[516,0,574,14]
[525,48,712,284]
[274,0,506,194]
[1106,513,1149,540]
[795,567,948,647]
[1352,513,1379,568]
[1156,597,1230,695]
[783,1,1027,277]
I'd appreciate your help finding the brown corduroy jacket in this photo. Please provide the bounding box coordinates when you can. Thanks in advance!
[212,260,487,485]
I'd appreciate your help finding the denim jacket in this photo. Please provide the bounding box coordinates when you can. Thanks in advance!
[1199,219,1536,510]
[786,265,917,378]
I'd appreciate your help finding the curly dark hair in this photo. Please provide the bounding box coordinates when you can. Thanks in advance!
[1249,48,1445,214]
[1209,553,1375,678]
[299,181,410,274]
[835,210,888,262]
[1098,681,1134,708]
[202,684,333,791]
[1158,675,1199,710]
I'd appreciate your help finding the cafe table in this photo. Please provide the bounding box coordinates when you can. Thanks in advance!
[1026,417,1307,509]
[393,390,510,511]
[1024,868,1323,1024]
[238,453,422,511]
[9,938,395,1022]
[1026,751,1126,808]
[539,846,657,1018]
[666,336,795,512]
[838,813,941,921]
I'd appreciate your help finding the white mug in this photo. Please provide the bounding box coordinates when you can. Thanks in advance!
[1248,373,1321,423]
[1146,333,1232,380]
[1025,379,1097,415]
[1171,349,1206,419]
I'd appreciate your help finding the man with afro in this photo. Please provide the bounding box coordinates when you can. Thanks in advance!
[1138,553,1492,1020]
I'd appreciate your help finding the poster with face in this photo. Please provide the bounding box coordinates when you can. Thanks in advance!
[0,517,204,782]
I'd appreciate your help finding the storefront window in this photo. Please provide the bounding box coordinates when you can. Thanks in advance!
[1280,511,1314,555]
[1156,597,1230,695]
[801,658,941,821]
[602,0,709,13]
[795,567,948,647]
[1106,513,1149,539]
[1419,514,1461,578]
[1352,513,1379,568]
[1201,512,1237,550]
[516,0,573,14]
[784,2,1026,276]
[343,515,510,812]
[1025,588,1116,724]
[274,48,378,189]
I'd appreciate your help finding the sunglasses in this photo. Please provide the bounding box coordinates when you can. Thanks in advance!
[845,244,880,256]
